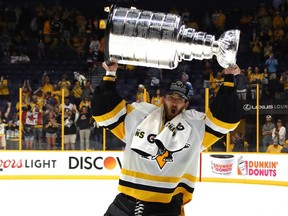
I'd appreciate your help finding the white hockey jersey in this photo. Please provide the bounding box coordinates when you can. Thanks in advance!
[92,74,241,205]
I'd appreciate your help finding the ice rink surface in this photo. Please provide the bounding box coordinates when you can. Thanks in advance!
[0,180,287,216]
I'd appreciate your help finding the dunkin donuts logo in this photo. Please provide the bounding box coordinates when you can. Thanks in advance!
[237,156,278,177]
[209,155,279,177]
[210,154,235,175]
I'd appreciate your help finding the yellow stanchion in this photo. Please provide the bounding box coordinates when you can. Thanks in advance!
[205,87,210,152]
[144,88,147,102]
[103,128,106,151]
[205,87,209,113]
[256,84,259,152]
[61,89,64,150]
[226,133,230,152]
[19,88,22,150]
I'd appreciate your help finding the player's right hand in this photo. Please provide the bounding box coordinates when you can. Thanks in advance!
[102,60,118,72]
[224,65,241,76]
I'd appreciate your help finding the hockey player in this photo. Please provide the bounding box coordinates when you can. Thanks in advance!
[92,61,242,216]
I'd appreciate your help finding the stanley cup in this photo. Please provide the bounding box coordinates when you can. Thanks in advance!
[104,6,240,69]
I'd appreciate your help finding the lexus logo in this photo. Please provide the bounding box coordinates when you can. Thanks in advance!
[242,103,287,112]
[243,104,251,111]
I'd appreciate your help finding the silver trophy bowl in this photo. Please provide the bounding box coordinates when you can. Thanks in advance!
[104,6,240,69]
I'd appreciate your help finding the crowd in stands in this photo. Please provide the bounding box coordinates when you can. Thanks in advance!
[1,0,288,152]
[1,72,103,150]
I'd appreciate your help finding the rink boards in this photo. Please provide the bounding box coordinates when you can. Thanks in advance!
[0,151,287,186]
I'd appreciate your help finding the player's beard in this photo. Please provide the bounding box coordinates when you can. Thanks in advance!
[164,103,183,121]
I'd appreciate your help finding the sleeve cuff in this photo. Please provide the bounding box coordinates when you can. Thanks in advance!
[103,76,116,82]
[223,74,234,87]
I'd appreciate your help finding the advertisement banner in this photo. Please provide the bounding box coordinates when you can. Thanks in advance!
[201,153,288,185]
[2,151,288,185]
[0,151,123,179]
[242,101,288,115]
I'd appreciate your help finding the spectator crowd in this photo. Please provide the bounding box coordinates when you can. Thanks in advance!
[1,0,288,152]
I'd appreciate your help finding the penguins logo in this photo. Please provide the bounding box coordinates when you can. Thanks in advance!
[143,126,190,169]
[153,141,190,169]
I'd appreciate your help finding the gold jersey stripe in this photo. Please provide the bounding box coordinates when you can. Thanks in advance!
[110,121,125,140]
[223,81,234,87]
[202,131,220,148]
[103,76,116,81]
[94,100,126,124]
[121,168,197,183]
[206,109,239,130]
[126,104,134,115]
[118,185,193,204]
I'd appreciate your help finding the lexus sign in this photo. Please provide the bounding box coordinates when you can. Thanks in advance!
[242,103,288,115]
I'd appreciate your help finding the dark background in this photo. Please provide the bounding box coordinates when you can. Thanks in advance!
[4,0,271,19]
